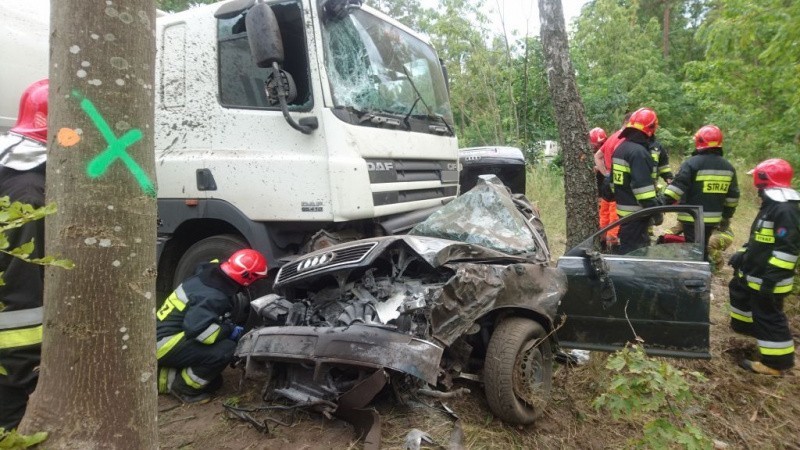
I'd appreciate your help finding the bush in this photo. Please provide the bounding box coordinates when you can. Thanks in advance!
[593,344,712,449]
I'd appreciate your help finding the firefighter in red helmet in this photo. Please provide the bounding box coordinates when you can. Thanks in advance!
[728,158,798,375]
[663,125,739,260]
[156,249,268,403]
[0,79,49,430]
[611,107,660,254]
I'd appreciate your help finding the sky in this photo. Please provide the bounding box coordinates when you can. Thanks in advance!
[491,0,592,37]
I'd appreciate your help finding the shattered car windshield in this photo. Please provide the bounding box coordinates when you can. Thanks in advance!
[321,9,454,124]
[410,176,539,256]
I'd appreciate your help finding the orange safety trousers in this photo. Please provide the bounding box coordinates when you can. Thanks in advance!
[599,199,619,241]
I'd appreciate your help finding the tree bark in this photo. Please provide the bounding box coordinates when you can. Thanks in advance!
[538,0,598,248]
[19,1,158,448]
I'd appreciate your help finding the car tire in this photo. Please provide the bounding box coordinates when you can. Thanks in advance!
[172,234,247,289]
[484,317,552,424]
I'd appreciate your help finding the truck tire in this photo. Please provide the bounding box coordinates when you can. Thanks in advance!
[172,234,247,289]
[484,317,552,424]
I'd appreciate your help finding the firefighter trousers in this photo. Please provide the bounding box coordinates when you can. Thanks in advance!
[0,166,45,429]
[157,338,236,395]
[618,217,650,255]
[598,199,619,241]
[729,276,795,370]
[0,347,39,430]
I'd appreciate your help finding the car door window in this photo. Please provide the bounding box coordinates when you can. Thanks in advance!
[595,210,705,261]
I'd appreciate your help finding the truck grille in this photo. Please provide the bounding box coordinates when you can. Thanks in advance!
[276,242,379,285]
[365,159,458,184]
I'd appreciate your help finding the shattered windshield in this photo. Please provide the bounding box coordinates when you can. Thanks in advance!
[321,9,453,124]
[410,176,540,256]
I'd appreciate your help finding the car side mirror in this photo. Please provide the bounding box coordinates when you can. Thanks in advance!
[583,249,609,281]
[246,1,285,68]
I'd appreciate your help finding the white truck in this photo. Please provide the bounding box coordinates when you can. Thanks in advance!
[2,0,459,298]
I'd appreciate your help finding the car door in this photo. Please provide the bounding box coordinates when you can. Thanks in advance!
[556,205,711,358]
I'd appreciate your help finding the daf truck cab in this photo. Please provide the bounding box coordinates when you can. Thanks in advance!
[154,0,458,296]
[1,0,459,298]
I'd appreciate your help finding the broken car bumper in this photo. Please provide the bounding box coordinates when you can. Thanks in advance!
[236,324,444,385]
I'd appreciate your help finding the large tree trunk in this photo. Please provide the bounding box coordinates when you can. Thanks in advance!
[538,0,597,248]
[18,1,158,448]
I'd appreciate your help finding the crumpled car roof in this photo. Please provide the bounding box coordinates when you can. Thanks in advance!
[410,175,543,257]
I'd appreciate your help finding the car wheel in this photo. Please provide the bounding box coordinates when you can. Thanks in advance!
[172,234,247,289]
[484,317,552,424]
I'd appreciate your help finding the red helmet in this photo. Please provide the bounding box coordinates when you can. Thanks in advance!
[694,125,723,150]
[221,249,268,286]
[625,107,658,137]
[10,79,49,144]
[589,127,607,149]
[751,158,793,189]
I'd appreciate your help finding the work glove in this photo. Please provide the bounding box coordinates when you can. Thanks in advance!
[728,251,744,270]
[759,279,777,297]
[719,217,731,232]
[229,325,244,342]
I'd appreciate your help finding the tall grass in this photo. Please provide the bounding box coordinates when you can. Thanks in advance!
[526,165,567,258]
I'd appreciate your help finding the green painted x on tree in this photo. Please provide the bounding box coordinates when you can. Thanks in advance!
[74,90,155,196]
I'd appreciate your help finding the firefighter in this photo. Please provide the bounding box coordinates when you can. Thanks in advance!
[611,107,660,254]
[156,249,268,403]
[728,158,798,375]
[590,127,611,230]
[663,125,739,259]
[594,114,633,248]
[649,138,674,185]
[0,79,48,430]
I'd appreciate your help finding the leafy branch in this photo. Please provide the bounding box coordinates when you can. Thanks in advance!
[0,196,74,288]
[593,344,712,449]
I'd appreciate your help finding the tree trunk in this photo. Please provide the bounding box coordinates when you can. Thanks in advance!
[538,0,598,248]
[18,1,158,448]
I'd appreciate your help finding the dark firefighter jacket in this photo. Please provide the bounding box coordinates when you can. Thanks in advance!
[649,139,673,182]
[156,263,239,359]
[0,164,45,366]
[663,149,739,224]
[734,191,800,294]
[612,131,657,217]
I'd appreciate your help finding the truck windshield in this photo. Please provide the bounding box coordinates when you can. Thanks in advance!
[322,9,453,126]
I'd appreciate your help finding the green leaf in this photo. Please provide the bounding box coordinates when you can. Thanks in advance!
[0,429,48,449]
[8,240,35,258]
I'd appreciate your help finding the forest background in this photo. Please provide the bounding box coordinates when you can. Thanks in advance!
[157,0,800,175]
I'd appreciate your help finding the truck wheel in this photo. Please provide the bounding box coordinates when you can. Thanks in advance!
[484,317,552,424]
[172,234,247,288]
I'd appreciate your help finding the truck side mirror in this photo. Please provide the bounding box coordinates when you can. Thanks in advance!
[245,1,285,68]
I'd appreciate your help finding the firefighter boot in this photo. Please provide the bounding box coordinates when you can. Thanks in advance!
[739,359,783,376]
[170,375,211,404]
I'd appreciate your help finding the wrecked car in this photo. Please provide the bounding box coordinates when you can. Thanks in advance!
[235,177,713,430]
[236,175,564,426]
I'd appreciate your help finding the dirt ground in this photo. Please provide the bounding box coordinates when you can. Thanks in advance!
[158,266,800,449]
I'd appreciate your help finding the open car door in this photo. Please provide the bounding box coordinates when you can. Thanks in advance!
[556,205,711,359]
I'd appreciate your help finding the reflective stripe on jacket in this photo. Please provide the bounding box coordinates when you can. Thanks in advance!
[664,150,739,223]
[737,197,800,294]
[0,306,43,350]
[612,134,657,217]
